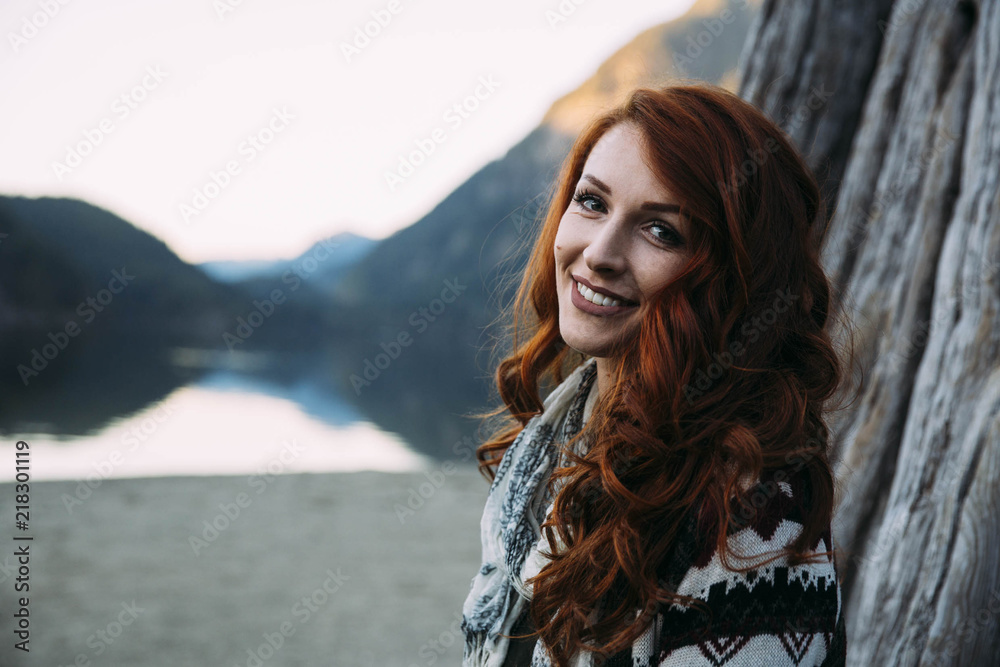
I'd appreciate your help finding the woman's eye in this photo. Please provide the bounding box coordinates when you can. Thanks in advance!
[572,190,684,248]
[648,223,684,248]
[572,191,605,213]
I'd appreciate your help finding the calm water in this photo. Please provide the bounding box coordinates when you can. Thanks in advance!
[0,341,488,483]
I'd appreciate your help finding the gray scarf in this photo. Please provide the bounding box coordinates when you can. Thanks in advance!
[461,358,657,666]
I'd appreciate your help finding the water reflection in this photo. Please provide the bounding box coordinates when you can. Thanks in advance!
[1,374,433,482]
[0,332,494,481]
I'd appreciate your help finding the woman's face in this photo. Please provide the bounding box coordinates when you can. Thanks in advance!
[554,122,691,359]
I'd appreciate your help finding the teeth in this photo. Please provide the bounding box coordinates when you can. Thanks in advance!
[576,280,628,307]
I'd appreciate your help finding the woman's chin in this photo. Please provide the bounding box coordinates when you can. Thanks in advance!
[560,333,611,359]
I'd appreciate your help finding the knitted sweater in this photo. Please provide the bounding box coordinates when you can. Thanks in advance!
[466,359,847,666]
[638,470,847,666]
[504,475,847,666]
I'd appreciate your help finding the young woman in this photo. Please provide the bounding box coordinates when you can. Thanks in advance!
[460,82,854,667]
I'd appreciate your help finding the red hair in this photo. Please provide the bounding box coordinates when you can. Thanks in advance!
[470,81,860,666]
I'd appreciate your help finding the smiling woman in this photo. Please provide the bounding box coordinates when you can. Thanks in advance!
[460,81,856,667]
[554,122,694,398]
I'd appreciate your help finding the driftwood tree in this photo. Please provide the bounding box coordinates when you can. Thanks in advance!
[737,0,999,664]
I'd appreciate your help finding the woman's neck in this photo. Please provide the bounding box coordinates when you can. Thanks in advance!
[595,356,612,401]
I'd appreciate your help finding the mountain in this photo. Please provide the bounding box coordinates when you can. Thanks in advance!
[0,195,239,335]
[324,0,763,454]
[331,0,760,317]
[0,0,761,451]
[541,0,756,136]
[0,195,338,345]
[196,259,289,284]
[0,195,349,437]
[199,232,377,297]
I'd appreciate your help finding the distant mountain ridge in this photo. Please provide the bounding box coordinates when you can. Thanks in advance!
[323,0,762,450]
[541,0,757,136]
[199,232,376,296]
[0,195,336,345]
[0,195,236,334]
[331,0,760,318]
[0,0,762,452]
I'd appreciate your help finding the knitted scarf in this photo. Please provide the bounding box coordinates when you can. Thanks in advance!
[461,358,657,667]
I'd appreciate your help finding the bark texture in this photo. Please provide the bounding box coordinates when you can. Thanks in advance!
[738,1,1000,664]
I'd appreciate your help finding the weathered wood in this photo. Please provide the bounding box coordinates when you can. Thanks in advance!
[738,0,1000,664]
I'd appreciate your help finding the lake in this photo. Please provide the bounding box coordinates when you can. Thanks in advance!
[0,341,493,483]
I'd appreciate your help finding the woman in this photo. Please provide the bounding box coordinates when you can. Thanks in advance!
[460,82,855,667]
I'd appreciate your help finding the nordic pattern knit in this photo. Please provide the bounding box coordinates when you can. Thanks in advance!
[635,468,848,667]
[462,358,847,667]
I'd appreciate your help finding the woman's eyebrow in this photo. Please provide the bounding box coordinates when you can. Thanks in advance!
[580,173,681,214]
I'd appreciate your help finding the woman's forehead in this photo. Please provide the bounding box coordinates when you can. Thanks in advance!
[580,129,680,205]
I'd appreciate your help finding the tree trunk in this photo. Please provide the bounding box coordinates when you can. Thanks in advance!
[737,1,1000,665]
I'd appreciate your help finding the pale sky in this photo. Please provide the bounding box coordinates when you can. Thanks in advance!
[1,0,694,263]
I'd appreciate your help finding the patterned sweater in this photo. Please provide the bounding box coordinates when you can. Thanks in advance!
[638,471,847,666]
[505,472,847,666]
[472,360,847,666]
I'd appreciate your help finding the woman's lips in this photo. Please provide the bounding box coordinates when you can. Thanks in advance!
[571,279,639,317]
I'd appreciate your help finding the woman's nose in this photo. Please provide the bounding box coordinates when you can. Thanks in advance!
[582,218,628,273]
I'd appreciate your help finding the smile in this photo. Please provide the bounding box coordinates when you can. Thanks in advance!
[572,279,639,316]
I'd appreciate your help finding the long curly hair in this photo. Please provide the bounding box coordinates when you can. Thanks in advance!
[469,81,860,667]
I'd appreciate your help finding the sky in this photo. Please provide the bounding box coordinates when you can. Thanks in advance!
[0,0,695,264]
